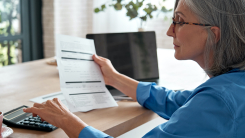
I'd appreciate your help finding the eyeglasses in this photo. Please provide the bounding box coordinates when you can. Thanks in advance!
[172,17,212,33]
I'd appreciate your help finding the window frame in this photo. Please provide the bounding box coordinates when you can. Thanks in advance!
[0,0,43,63]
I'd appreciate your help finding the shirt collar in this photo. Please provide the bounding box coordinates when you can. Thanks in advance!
[227,68,243,73]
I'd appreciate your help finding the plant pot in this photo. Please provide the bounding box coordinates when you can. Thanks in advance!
[138,28,145,32]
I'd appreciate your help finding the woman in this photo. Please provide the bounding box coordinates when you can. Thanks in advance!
[24,0,245,137]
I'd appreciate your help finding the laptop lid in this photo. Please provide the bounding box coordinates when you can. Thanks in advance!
[86,31,159,94]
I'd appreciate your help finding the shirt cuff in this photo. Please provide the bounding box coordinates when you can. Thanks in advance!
[136,82,156,107]
[78,126,113,138]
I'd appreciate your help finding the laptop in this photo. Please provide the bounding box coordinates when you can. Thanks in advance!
[86,31,159,96]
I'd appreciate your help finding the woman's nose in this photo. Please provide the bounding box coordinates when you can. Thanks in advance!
[166,24,175,38]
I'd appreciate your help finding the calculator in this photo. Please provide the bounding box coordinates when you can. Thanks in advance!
[3,105,57,132]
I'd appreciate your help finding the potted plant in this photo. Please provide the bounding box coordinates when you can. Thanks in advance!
[94,0,172,31]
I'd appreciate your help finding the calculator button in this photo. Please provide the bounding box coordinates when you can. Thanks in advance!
[35,123,41,126]
[43,121,48,124]
[29,122,35,125]
[34,119,41,122]
[23,121,30,124]
[29,119,35,122]
[24,118,29,121]
[45,124,53,128]
[39,124,46,127]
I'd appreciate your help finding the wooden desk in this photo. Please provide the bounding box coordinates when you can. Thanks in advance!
[0,49,207,137]
[0,57,159,138]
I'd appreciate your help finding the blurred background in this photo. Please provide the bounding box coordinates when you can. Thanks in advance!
[0,0,175,67]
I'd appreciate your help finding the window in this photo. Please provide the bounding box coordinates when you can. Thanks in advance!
[0,0,43,67]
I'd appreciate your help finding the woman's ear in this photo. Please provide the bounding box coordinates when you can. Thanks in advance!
[211,26,220,43]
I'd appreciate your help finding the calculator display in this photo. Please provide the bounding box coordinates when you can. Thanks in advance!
[4,106,31,122]
[4,107,25,120]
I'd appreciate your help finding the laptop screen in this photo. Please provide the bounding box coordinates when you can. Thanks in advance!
[86,31,159,81]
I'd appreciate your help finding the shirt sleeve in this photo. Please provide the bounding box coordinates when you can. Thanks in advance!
[78,126,113,138]
[142,90,234,138]
[137,82,193,119]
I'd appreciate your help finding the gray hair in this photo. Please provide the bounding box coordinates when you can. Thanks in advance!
[174,0,245,76]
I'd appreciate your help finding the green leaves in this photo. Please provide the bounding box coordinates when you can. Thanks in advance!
[140,16,147,21]
[161,6,172,12]
[114,3,122,10]
[101,4,106,10]
[94,4,106,13]
[94,8,100,13]
[94,0,172,22]
[125,1,140,20]
[143,3,157,19]
[143,4,157,14]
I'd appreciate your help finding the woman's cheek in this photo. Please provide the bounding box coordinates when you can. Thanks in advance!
[176,31,186,44]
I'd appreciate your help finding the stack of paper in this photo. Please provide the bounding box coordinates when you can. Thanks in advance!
[55,34,118,112]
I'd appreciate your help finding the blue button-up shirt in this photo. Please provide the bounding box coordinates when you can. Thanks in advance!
[79,69,245,138]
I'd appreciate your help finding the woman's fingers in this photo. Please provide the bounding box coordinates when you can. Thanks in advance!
[23,107,40,117]
[26,103,44,117]
[93,54,108,65]
[33,102,44,108]
[92,55,102,65]
[22,98,76,128]
[54,98,68,110]
[53,98,61,105]
[98,56,107,60]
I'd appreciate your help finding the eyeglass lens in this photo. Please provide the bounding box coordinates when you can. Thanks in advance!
[172,18,176,33]
[172,16,181,33]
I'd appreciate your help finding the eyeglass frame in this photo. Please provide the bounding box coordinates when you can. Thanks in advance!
[172,17,212,33]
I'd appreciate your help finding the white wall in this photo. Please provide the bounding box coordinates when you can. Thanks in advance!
[92,0,175,48]
[42,0,176,58]
[54,0,93,38]
[93,0,138,33]
[42,0,55,58]
[42,0,94,58]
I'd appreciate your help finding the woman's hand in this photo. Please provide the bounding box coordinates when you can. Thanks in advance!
[23,98,87,138]
[93,55,139,100]
[93,55,119,86]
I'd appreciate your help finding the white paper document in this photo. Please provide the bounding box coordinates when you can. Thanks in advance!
[29,92,68,107]
[55,34,118,112]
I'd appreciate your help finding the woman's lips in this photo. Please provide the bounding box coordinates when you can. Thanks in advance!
[174,44,180,48]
